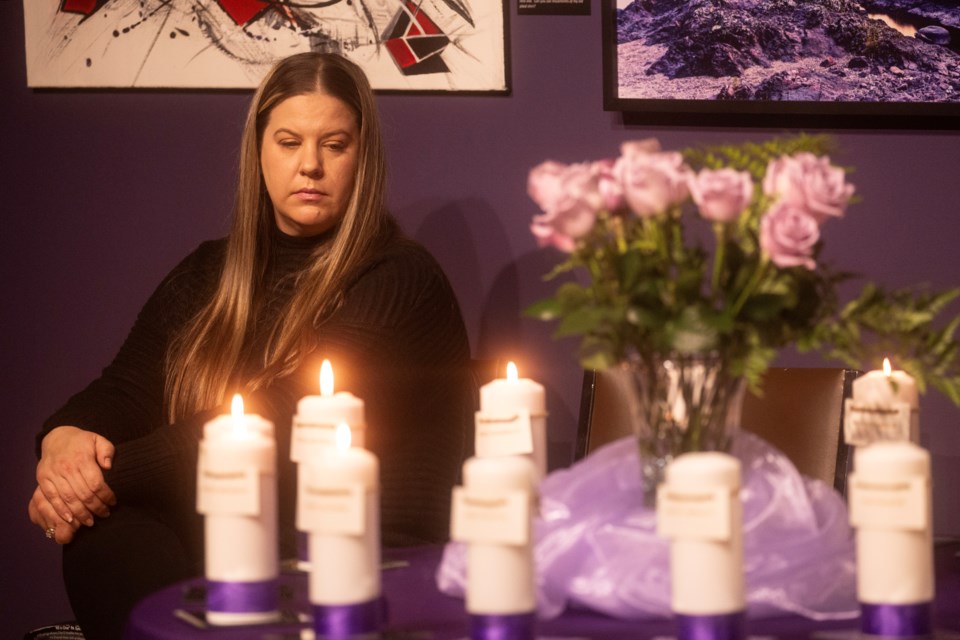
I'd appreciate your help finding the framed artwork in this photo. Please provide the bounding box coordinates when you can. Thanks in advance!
[602,0,960,125]
[23,0,510,92]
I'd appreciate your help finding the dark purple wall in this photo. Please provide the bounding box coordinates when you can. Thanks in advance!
[3,1,959,633]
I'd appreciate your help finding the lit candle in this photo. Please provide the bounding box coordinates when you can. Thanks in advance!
[292,360,367,567]
[299,423,382,637]
[197,394,279,625]
[451,455,538,639]
[658,452,745,640]
[849,441,933,637]
[291,359,366,461]
[847,358,920,445]
[476,361,547,479]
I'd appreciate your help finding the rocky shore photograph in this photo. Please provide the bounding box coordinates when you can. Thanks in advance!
[613,0,960,104]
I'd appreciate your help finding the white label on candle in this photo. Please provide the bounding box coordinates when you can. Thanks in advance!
[844,399,912,445]
[849,475,928,531]
[197,466,260,516]
[297,483,365,535]
[291,420,338,459]
[450,487,530,546]
[656,486,732,541]
[474,410,534,457]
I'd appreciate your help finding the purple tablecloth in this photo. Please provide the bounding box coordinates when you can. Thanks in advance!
[124,541,960,639]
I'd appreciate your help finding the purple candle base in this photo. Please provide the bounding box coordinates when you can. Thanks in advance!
[675,611,746,640]
[468,612,536,640]
[205,579,280,626]
[207,579,278,614]
[312,598,385,639]
[861,602,933,638]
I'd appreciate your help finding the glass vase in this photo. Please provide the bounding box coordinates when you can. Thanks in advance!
[620,351,746,506]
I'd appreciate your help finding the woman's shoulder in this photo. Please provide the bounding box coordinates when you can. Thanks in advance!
[179,237,229,272]
[145,237,228,310]
[354,235,452,294]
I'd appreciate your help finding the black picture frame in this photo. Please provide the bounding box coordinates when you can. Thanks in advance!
[601,1,960,129]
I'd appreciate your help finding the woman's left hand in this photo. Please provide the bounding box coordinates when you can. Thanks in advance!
[28,485,82,545]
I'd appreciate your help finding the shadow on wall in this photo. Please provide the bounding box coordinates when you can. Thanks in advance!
[476,250,582,471]
[408,198,495,348]
[409,200,581,470]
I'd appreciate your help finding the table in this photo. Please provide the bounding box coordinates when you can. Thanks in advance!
[124,541,960,639]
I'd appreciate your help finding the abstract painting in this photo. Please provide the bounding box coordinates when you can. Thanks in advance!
[24,0,509,91]
[603,0,960,120]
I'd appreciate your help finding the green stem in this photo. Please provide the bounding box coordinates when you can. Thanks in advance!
[615,215,627,254]
[730,257,769,318]
[712,223,725,294]
[671,211,683,262]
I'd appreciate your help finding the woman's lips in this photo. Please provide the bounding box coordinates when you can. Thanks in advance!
[295,188,327,201]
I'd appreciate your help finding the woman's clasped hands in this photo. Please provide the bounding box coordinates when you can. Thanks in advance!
[29,426,117,544]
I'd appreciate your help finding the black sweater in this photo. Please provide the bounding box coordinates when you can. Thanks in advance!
[39,225,473,550]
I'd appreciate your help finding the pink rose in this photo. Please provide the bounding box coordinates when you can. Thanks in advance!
[528,161,600,252]
[614,143,692,217]
[763,153,855,223]
[527,161,569,213]
[591,158,624,212]
[689,168,754,222]
[760,201,820,270]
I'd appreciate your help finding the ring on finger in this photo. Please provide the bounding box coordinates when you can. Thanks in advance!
[45,527,56,540]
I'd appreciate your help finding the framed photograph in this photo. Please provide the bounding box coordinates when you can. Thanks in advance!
[24,0,510,93]
[602,0,960,126]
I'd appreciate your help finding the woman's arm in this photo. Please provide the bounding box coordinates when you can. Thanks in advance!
[36,240,224,452]
[31,241,224,532]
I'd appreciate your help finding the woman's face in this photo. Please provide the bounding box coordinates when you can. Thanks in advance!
[260,92,360,237]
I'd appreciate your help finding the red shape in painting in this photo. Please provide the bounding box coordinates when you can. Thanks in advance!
[216,0,271,26]
[59,0,108,15]
[385,0,450,73]
[385,39,418,70]
[409,2,442,36]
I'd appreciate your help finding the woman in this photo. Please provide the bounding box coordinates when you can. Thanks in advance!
[27,52,473,639]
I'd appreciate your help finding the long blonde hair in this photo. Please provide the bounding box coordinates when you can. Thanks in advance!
[165,52,392,422]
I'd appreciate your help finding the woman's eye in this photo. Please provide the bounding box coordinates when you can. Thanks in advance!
[279,139,299,149]
[325,141,347,152]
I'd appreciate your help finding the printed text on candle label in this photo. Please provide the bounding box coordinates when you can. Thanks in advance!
[656,487,732,541]
[843,400,912,445]
[451,488,530,545]
[474,410,534,457]
[297,484,365,535]
[849,476,928,531]
[197,468,260,516]
[291,421,366,460]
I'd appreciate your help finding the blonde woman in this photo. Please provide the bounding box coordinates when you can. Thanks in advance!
[28,52,472,639]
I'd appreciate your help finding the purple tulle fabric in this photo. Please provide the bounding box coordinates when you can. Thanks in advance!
[437,432,858,621]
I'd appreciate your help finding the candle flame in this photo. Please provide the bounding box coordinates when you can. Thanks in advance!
[231,393,244,418]
[230,394,247,433]
[320,359,334,397]
[506,361,518,381]
[335,422,352,450]
[883,358,892,377]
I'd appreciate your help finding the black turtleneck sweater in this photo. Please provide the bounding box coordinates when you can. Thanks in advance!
[39,224,473,551]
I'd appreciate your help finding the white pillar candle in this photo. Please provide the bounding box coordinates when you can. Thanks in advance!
[292,359,366,462]
[197,395,279,625]
[452,455,538,615]
[476,361,547,479]
[847,358,919,444]
[658,452,744,616]
[300,423,381,605]
[849,441,933,606]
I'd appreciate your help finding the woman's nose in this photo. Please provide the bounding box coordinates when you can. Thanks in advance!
[299,150,323,177]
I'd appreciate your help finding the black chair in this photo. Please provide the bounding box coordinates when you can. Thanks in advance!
[575,367,860,496]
